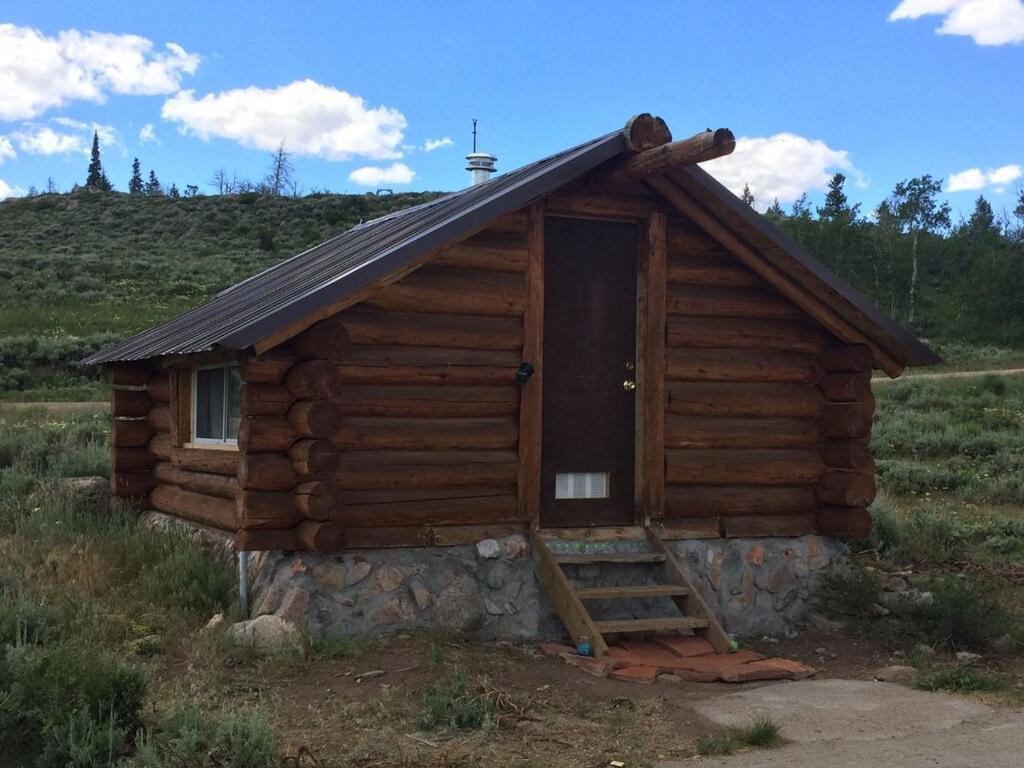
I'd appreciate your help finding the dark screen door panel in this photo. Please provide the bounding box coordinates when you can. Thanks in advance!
[540,217,638,527]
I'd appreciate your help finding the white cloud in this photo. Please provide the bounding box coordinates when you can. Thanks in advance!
[10,126,87,155]
[707,132,860,209]
[0,178,25,199]
[139,123,158,143]
[0,23,200,120]
[162,79,407,160]
[348,162,416,186]
[889,0,1024,45]
[51,117,120,147]
[0,137,15,163]
[947,163,1022,191]
[423,137,453,152]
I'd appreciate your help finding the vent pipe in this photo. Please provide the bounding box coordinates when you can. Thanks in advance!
[465,118,497,186]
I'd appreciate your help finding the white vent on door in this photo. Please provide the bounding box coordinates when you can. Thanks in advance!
[555,472,609,500]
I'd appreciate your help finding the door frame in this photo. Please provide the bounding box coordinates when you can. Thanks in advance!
[517,204,667,529]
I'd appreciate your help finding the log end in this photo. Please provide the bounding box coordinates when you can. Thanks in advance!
[817,506,871,540]
[623,113,672,153]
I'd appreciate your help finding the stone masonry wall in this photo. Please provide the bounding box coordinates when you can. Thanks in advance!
[244,533,848,641]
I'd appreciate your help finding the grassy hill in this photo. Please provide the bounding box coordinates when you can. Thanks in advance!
[0,189,441,398]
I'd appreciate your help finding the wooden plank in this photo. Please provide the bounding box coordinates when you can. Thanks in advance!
[335,462,517,490]
[668,223,735,260]
[518,203,544,528]
[341,309,523,350]
[594,617,709,633]
[654,519,722,539]
[637,212,667,523]
[432,232,528,273]
[532,533,609,656]
[339,494,521,527]
[721,513,818,537]
[666,285,805,320]
[665,348,822,383]
[665,415,819,449]
[335,364,514,386]
[539,526,646,541]
[361,266,526,317]
[343,345,520,367]
[666,255,760,287]
[335,384,519,417]
[666,381,825,418]
[545,190,664,220]
[576,585,688,600]
[666,448,826,486]
[666,317,831,354]
[664,484,817,518]
[332,417,518,451]
[342,486,511,504]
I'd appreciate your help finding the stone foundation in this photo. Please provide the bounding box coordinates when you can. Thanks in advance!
[244,533,848,640]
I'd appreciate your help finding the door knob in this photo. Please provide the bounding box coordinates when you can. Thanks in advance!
[623,379,636,391]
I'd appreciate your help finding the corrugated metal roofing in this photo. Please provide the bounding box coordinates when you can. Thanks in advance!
[84,129,627,365]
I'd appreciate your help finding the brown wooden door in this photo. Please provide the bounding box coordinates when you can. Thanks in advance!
[540,216,638,527]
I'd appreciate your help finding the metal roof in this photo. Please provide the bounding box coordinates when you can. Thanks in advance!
[84,129,626,365]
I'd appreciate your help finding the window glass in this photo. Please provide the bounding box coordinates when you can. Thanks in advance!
[195,367,226,440]
[226,366,242,440]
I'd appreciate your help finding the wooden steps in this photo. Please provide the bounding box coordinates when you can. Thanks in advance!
[594,617,709,634]
[532,526,731,658]
[576,584,688,600]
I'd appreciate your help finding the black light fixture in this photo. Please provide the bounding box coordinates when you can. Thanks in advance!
[515,362,535,387]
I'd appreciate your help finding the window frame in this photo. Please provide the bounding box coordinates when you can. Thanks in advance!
[188,363,241,450]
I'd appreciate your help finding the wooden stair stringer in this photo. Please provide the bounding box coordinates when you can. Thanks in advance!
[531,532,610,657]
[645,526,732,654]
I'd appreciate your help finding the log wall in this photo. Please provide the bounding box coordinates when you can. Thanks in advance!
[659,218,875,539]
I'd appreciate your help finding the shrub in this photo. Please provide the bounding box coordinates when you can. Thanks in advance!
[419,670,502,731]
[696,717,782,756]
[822,567,881,619]
[918,665,1006,694]
[900,574,1012,652]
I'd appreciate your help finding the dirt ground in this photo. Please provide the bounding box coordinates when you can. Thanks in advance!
[146,627,1024,768]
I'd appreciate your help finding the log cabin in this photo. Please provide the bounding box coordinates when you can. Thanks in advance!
[85,114,939,651]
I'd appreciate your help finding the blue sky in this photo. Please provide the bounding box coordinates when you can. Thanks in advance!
[1,0,1022,218]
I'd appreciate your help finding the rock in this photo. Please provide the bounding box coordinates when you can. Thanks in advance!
[915,643,936,656]
[312,561,347,591]
[956,651,982,665]
[869,602,891,617]
[484,561,511,590]
[203,613,226,633]
[408,580,432,611]
[434,574,482,631]
[349,558,372,586]
[745,545,765,566]
[368,565,405,594]
[290,559,309,576]
[885,576,909,592]
[276,588,311,627]
[874,665,918,685]
[502,534,529,560]
[540,642,575,656]
[371,596,415,625]
[228,615,303,654]
[560,653,612,678]
[657,673,682,685]
[807,611,844,633]
[784,627,799,640]
[476,539,501,559]
[484,598,504,616]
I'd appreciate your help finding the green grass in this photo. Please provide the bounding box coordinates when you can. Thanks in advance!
[418,670,505,731]
[696,717,782,756]
[918,665,1008,694]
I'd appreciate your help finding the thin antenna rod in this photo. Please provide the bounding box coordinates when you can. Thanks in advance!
[472,118,478,153]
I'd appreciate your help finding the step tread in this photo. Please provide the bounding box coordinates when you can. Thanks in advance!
[594,617,709,633]
[576,585,689,600]
[554,552,666,565]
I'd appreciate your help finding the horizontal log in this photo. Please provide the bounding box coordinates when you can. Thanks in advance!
[240,383,294,418]
[293,481,344,520]
[431,233,528,273]
[240,350,300,384]
[655,518,722,539]
[285,360,344,400]
[819,440,872,469]
[818,344,873,373]
[342,486,512,505]
[336,384,519,417]
[666,415,818,449]
[545,189,666,219]
[666,317,831,354]
[819,372,872,403]
[341,309,522,350]
[816,469,877,507]
[666,382,826,418]
[113,446,156,472]
[623,112,673,152]
[721,513,818,538]
[820,401,874,439]
[237,417,296,453]
[111,418,153,448]
[147,403,171,431]
[668,225,734,260]
[150,484,236,531]
[361,266,526,317]
[154,462,237,499]
[291,315,349,361]
[234,528,299,551]
[663,485,817,518]
[236,490,305,530]
[431,523,529,546]
[336,365,516,386]
[817,506,872,540]
[170,447,238,475]
[338,449,517,466]
[343,345,521,368]
[338,494,521,528]
[146,373,171,402]
[238,453,299,491]
[666,348,822,383]
[287,399,342,439]
[332,417,518,451]
[112,389,152,418]
[111,471,155,498]
[288,439,340,477]
[602,128,735,185]
[666,286,804,320]
[340,527,430,549]
[109,364,151,387]
[149,433,172,461]
[335,461,517,490]
[666,448,826,486]
[296,520,346,552]
[667,255,758,287]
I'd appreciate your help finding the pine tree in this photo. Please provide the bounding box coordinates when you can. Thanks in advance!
[168,183,180,198]
[145,170,163,196]
[85,131,113,191]
[764,198,786,222]
[128,158,144,195]
[967,196,996,234]
[740,184,755,207]
[818,173,854,222]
